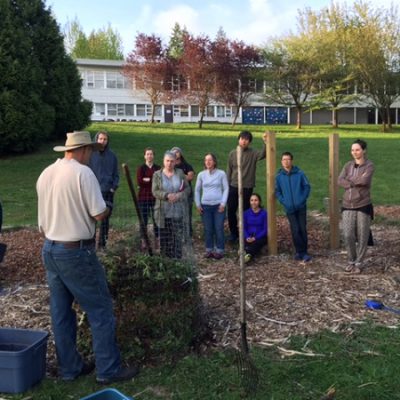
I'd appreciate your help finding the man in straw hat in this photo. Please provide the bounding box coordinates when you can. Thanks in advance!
[37,131,139,384]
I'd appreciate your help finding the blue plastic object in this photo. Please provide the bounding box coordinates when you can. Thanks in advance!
[80,388,133,400]
[365,299,400,315]
[0,328,49,393]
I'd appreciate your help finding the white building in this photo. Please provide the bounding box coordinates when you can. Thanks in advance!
[77,58,399,125]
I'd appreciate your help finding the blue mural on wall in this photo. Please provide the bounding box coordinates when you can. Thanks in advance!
[242,107,264,124]
[266,107,287,124]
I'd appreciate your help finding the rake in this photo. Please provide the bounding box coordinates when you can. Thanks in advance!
[235,145,259,394]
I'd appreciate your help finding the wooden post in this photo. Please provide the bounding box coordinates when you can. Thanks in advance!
[264,131,277,255]
[329,134,340,250]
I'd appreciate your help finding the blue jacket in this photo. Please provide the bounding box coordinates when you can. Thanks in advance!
[275,166,310,214]
[88,134,119,193]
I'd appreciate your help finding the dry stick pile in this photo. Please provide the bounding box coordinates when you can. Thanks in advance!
[1,207,400,374]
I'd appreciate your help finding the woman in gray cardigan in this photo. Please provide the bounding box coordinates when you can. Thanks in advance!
[152,151,190,259]
[338,139,374,273]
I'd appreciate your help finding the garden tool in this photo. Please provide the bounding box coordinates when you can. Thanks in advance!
[235,145,259,394]
[365,299,400,315]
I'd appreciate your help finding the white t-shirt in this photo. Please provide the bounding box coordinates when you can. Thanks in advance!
[37,158,106,241]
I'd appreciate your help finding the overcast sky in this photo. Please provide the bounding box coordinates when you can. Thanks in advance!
[45,0,397,55]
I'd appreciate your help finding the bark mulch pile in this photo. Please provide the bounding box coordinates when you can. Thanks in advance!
[1,206,399,374]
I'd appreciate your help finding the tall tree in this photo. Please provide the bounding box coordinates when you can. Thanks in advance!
[298,4,358,128]
[349,2,400,131]
[213,38,261,126]
[0,0,91,154]
[178,33,217,128]
[263,34,320,129]
[67,22,124,60]
[124,33,172,123]
[168,23,188,60]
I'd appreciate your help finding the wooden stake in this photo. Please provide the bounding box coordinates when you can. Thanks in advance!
[329,134,340,250]
[264,131,277,255]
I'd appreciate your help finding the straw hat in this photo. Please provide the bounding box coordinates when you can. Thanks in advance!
[53,131,102,152]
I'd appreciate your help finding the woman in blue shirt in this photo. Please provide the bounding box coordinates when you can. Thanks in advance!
[243,193,267,263]
[195,153,229,259]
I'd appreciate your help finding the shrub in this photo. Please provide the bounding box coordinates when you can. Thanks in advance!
[79,237,206,364]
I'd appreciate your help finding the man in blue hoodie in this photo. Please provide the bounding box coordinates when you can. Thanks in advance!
[89,131,119,248]
[275,152,311,262]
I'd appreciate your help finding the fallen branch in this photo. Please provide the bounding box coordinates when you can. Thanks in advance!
[256,312,303,326]
[277,346,325,357]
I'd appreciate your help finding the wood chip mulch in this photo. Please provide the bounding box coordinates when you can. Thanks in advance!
[1,205,399,375]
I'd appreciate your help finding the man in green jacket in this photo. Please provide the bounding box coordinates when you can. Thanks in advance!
[226,131,266,242]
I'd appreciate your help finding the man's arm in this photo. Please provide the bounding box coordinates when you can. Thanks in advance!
[94,206,111,221]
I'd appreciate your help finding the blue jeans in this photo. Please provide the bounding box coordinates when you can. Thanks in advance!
[42,240,121,380]
[202,204,225,253]
[286,207,308,256]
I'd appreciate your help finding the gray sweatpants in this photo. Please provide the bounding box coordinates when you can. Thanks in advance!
[342,210,371,264]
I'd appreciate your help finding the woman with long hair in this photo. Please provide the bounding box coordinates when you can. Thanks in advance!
[243,193,268,263]
[338,139,374,273]
[195,153,229,259]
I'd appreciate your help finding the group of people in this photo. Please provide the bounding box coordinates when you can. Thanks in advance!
[35,129,374,384]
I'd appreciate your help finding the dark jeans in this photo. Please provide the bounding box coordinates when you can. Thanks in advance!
[138,200,158,238]
[98,191,114,248]
[42,240,121,380]
[286,207,308,255]
[245,237,267,257]
[227,186,253,239]
[159,218,184,259]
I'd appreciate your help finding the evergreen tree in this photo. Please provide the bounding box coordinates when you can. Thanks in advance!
[67,22,124,60]
[0,0,91,154]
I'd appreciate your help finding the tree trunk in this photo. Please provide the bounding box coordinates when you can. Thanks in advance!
[198,108,205,129]
[231,105,240,127]
[331,108,338,129]
[296,107,302,129]
[387,105,392,130]
[150,103,156,124]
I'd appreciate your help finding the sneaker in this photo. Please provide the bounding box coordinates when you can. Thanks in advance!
[204,252,213,259]
[294,253,303,261]
[96,364,140,385]
[302,254,312,262]
[244,253,252,264]
[62,361,95,381]
[212,252,224,260]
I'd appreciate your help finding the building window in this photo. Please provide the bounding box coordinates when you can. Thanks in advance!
[106,72,126,89]
[216,106,225,118]
[137,104,146,116]
[154,105,162,117]
[107,104,117,116]
[94,72,104,89]
[206,106,215,117]
[117,104,125,116]
[125,104,134,116]
[173,105,189,117]
[191,105,199,117]
[94,103,105,116]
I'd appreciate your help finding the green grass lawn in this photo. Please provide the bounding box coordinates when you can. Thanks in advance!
[1,122,399,227]
[6,323,400,399]
[1,123,400,399]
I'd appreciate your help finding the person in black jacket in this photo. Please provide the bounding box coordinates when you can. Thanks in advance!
[88,131,119,248]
